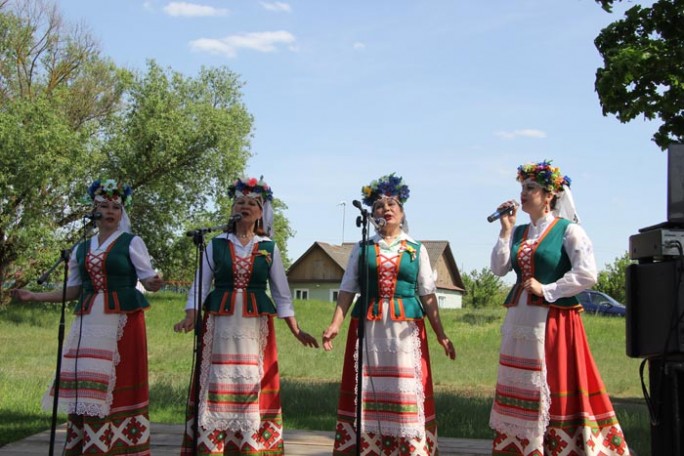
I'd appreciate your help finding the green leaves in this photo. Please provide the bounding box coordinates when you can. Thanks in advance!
[594,0,684,150]
[460,268,507,309]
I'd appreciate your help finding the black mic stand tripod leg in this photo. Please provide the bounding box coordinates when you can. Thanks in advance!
[35,242,79,456]
[190,231,206,455]
[351,200,372,456]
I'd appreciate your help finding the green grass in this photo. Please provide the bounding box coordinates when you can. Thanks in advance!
[0,294,651,454]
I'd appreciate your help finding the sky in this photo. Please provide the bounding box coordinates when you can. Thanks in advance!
[56,0,667,282]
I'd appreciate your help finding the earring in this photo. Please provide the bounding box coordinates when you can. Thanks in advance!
[544,204,550,214]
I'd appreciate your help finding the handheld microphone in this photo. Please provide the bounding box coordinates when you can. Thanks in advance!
[370,217,386,230]
[85,211,103,220]
[487,201,519,223]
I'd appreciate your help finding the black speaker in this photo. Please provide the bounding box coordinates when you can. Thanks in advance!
[649,357,684,455]
[626,261,684,358]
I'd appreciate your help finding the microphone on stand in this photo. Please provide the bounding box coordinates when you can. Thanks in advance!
[85,211,103,220]
[185,214,242,237]
[370,217,386,230]
[487,201,519,223]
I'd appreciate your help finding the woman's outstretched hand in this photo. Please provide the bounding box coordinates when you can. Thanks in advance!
[295,329,319,348]
[438,336,457,360]
[174,310,196,333]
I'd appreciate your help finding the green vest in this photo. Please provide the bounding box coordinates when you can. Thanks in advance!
[75,232,150,314]
[203,238,277,316]
[351,239,425,321]
[503,218,580,309]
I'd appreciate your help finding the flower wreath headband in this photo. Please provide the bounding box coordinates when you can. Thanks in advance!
[227,176,275,236]
[228,176,273,204]
[516,160,571,193]
[361,173,410,207]
[87,178,133,205]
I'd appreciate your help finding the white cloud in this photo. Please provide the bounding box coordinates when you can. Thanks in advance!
[352,42,366,50]
[260,2,291,12]
[189,31,296,58]
[495,129,547,140]
[163,2,229,17]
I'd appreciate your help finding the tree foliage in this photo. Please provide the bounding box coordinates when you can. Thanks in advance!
[594,0,684,149]
[460,268,507,309]
[0,0,116,297]
[594,251,634,304]
[0,1,294,300]
[101,61,255,280]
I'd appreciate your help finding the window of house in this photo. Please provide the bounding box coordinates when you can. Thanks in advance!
[330,290,339,302]
[438,295,446,307]
[294,289,309,300]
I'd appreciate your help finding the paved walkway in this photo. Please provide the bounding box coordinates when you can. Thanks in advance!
[0,423,492,455]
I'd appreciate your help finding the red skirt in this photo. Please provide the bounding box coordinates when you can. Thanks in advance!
[333,318,438,456]
[181,314,284,456]
[493,307,629,455]
[64,310,150,456]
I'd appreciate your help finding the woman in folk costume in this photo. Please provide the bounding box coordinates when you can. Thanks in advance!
[322,174,457,456]
[12,179,163,455]
[489,160,630,455]
[174,176,318,456]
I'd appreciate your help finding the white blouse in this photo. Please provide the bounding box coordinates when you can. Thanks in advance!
[66,230,157,287]
[490,214,597,303]
[340,232,437,297]
[184,233,295,318]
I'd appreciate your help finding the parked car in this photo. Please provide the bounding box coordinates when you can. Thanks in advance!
[577,290,626,317]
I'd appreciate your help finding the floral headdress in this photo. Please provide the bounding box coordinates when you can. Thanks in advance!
[516,160,571,193]
[361,173,410,207]
[87,178,133,205]
[228,176,273,204]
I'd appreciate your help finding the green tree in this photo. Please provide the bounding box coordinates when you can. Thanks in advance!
[0,1,292,299]
[594,0,684,149]
[460,268,507,309]
[100,61,257,280]
[0,0,121,300]
[595,251,635,304]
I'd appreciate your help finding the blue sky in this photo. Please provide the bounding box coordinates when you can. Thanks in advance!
[58,0,665,281]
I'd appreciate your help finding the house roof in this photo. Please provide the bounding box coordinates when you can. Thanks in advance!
[287,240,466,291]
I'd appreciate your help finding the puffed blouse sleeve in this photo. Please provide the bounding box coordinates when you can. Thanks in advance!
[66,246,82,287]
[339,243,361,294]
[269,243,295,318]
[185,238,216,311]
[417,243,437,296]
[542,223,598,302]
[129,236,157,280]
[490,234,513,277]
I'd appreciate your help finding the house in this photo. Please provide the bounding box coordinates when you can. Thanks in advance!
[286,241,466,308]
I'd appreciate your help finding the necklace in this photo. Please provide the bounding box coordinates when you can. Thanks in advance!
[382,232,400,242]
[236,232,254,239]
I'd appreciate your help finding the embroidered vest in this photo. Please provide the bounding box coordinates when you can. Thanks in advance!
[351,239,425,321]
[503,218,580,308]
[75,232,150,314]
[203,238,277,316]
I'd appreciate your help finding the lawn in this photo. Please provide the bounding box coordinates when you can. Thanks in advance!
[0,292,651,454]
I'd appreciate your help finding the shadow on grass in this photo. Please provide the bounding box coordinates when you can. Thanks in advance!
[0,410,60,447]
[278,379,496,440]
[280,378,340,431]
[457,312,501,326]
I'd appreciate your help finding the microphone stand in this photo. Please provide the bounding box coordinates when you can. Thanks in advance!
[188,229,207,455]
[351,200,372,456]
[37,221,92,456]
[184,218,238,452]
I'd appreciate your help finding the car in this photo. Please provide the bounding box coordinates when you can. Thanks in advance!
[577,290,627,317]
